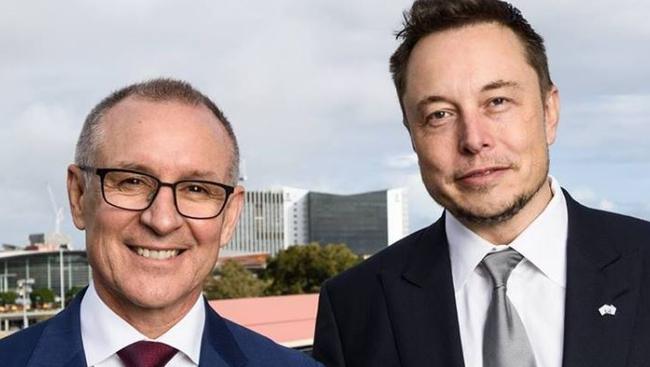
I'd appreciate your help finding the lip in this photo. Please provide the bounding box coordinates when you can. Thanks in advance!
[456,166,510,186]
[125,243,189,261]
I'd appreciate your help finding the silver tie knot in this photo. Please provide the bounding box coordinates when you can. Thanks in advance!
[482,248,523,289]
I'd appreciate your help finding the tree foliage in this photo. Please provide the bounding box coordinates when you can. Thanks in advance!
[65,286,84,306]
[204,260,269,300]
[263,243,360,295]
[0,291,18,305]
[30,288,55,306]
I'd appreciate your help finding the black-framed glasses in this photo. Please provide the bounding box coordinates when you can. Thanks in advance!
[80,166,235,219]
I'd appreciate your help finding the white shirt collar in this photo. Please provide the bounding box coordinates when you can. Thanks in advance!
[80,281,205,366]
[447,176,568,293]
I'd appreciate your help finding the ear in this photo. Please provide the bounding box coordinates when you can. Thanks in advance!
[219,185,245,247]
[543,85,560,145]
[67,164,88,230]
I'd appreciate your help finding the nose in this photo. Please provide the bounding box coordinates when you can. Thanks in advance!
[458,112,494,155]
[140,186,184,235]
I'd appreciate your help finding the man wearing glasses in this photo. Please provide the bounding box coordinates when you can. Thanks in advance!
[0,78,321,367]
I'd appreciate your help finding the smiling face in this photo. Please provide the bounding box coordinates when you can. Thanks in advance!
[67,96,243,327]
[402,23,559,242]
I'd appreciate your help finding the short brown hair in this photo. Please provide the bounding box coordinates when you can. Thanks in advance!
[75,78,240,184]
[390,0,553,126]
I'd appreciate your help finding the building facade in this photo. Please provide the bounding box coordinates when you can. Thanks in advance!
[228,187,408,256]
[229,188,309,255]
[308,188,408,255]
[0,249,90,295]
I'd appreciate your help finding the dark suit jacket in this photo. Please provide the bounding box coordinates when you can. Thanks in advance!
[313,191,650,367]
[0,289,321,367]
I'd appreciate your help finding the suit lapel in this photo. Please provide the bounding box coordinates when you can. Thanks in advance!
[28,290,87,367]
[380,216,465,367]
[199,298,248,367]
[562,192,642,367]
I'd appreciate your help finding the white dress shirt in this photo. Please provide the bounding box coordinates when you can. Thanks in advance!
[80,281,205,367]
[447,176,568,367]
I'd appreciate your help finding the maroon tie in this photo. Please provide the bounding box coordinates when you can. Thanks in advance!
[117,341,178,367]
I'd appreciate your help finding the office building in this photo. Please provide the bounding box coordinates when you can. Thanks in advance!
[228,187,408,256]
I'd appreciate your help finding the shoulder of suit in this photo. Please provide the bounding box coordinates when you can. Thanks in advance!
[221,318,320,365]
[563,192,650,261]
[0,317,49,366]
[568,195,650,241]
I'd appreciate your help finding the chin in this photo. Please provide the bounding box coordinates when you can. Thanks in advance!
[451,197,528,225]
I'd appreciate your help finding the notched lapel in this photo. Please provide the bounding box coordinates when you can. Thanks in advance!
[380,219,465,367]
[28,291,87,367]
[200,299,248,367]
[562,195,643,367]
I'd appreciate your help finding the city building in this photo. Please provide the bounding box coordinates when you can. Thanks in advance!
[229,188,309,255]
[308,188,408,255]
[228,187,408,256]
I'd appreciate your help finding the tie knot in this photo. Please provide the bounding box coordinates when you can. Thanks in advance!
[117,341,178,367]
[481,248,523,289]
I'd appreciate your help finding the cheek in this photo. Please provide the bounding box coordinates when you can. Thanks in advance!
[189,221,223,257]
[84,210,135,262]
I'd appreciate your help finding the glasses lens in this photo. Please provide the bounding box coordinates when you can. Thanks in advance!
[102,171,158,210]
[175,181,228,218]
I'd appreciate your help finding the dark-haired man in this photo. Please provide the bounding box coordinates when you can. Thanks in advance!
[313,1,650,366]
[0,78,322,367]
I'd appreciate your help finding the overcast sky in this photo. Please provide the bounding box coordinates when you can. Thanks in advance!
[1,0,649,248]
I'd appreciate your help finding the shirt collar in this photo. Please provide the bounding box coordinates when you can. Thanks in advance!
[447,176,568,293]
[80,281,205,366]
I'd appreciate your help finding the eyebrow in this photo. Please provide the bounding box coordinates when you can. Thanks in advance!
[415,95,452,112]
[111,162,218,180]
[481,79,521,92]
[415,80,522,111]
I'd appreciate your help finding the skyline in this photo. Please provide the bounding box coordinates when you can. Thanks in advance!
[1,0,649,247]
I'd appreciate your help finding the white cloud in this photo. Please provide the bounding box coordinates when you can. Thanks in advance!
[598,199,616,212]
[385,153,418,169]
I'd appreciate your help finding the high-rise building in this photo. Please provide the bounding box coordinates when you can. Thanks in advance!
[308,188,408,255]
[229,188,308,255]
[228,187,408,256]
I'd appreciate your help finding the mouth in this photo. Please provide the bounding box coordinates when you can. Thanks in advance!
[456,166,510,183]
[127,245,186,260]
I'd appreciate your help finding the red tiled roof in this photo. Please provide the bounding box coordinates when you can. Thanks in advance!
[209,294,319,348]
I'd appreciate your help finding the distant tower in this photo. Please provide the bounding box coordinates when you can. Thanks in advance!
[46,183,71,249]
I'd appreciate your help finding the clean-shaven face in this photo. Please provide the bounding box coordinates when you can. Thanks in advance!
[69,97,242,318]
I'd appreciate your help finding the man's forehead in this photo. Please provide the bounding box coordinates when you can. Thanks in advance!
[93,96,233,178]
[99,96,228,140]
[404,23,533,97]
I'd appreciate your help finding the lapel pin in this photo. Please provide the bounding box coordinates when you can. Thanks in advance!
[599,304,617,316]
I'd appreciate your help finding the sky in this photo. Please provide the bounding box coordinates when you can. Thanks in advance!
[1,0,649,248]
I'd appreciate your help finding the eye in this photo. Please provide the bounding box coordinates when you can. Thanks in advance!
[424,110,453,126]
[489,97,509,107]
[115,176,151,190]
[121,177,144,186]
[187,184,208,194]
[432,111,448,119]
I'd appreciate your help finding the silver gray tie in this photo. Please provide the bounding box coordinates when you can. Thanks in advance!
[482,248,536,367]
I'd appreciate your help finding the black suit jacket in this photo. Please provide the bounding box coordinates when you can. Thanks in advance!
[313,192,650,367]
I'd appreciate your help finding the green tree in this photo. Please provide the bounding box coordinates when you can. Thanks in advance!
[204,260,269,300]
[0,291,18,306]
[30,288,55,307]
[65,286,84,306]
[264,243,360,295]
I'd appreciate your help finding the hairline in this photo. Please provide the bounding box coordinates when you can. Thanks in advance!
[397,20,553,128]
[76,87,240,186]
